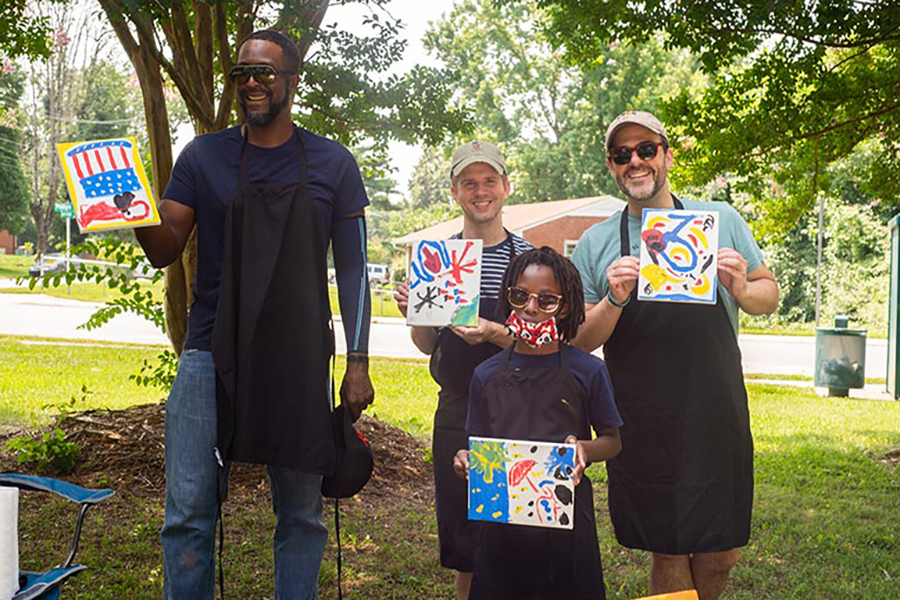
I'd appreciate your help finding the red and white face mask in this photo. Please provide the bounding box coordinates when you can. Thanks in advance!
[505,312,559,348]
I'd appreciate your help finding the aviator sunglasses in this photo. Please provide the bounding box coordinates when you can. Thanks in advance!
[228,64,294,85]
[608,141,666,165]
[507,286,563,312]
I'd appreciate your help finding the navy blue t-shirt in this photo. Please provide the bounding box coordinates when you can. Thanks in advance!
[164,126,369,350]
[467,346,623,438]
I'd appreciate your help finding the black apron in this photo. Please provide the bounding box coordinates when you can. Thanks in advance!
[604,197,753,555]
[212,128,335,474]
[430,233,516,571]
[470,344,606,600]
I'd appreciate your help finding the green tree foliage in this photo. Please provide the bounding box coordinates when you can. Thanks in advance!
[407,146,450,209]
[355,144,399,212]
[0,126,31,235]
[0,70,30,236]
[426,0,701,203]
[529,0,900,233]
[0,0,68,60]
[751,195,889,332]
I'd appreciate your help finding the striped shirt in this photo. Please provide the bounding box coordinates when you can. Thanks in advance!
[450,232,533,300]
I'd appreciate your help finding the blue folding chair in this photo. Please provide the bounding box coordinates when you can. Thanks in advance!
[0,474,114,600]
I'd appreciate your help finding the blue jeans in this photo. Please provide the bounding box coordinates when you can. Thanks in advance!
[162,350,327,599]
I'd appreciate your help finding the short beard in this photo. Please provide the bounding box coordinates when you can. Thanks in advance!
[616,166,665,203]
[240,81,292,126]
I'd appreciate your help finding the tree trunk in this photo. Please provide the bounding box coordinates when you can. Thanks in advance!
[133,54,191,354]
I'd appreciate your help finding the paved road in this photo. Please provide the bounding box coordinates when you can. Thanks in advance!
[0,293,889,380]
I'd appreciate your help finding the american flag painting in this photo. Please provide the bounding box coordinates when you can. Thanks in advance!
[56,137,160,232]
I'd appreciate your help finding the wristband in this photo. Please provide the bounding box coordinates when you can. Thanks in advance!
[606,288,630,308]
[346,353,369,364]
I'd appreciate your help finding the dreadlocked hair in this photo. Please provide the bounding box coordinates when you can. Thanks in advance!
[496,246,586,343]
[239,30,301,74]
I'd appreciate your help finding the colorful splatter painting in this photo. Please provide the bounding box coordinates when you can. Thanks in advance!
[638,209,719,304]
[407,239,483,327]
[56,137,160,233]
[468,437,576,530]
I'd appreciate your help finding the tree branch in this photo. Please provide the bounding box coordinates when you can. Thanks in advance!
[171,1,213,114]
[132,15,212,131]
[687,20,900,50]
[793,100,900,141]
[194,0,214,109]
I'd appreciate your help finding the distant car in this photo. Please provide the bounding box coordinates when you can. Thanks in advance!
[28,253,72,278]
[367,264,389,285]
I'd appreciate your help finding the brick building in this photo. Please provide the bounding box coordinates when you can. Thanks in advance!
[394,195,625,257]
[0,230,15,255]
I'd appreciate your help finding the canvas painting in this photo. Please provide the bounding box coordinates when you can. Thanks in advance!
[468,436,576,530]
[638,208,720,304]
[407,239,483,327]
[56,137,160,233]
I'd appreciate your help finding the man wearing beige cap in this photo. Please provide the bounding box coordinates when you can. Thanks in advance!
[572,111,778,599]
[394,141,531,599]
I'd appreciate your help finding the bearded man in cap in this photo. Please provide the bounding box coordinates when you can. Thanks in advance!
[571,111,779,599]
[394,141,531,599]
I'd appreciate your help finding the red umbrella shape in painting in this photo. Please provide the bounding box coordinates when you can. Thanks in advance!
[508,459,538,492]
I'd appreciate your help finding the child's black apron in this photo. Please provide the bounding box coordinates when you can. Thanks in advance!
[212,128,335,474]
[470,344,606,600]
[604,198,753,554]
[429,233,515,571]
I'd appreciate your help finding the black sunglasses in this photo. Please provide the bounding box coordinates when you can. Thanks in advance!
[608,141,665,165]
[228,64,294,85]
[507,287,562,312]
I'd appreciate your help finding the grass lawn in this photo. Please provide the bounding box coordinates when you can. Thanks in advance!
[0,335,168,427]
[2,339,899,598]
[0,254,31,279]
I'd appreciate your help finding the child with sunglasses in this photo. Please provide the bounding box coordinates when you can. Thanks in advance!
[453,247,623,599]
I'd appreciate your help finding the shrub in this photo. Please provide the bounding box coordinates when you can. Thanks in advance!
[5,428,80,474]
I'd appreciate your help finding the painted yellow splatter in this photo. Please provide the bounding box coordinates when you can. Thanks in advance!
[689,226,709,249]
[641,264,685,291]
[692,273,711,295]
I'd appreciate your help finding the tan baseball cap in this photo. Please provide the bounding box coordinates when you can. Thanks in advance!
[450,141,507,181]
[605,110,669,150]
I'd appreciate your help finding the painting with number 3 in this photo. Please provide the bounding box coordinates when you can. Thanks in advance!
[468,437,576,530]
[638,209,720,304]
[407,239,483,327]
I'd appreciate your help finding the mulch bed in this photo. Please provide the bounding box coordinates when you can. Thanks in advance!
[0,403,434,507]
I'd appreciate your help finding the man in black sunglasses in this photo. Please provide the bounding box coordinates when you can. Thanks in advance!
[135,29,374,600]
[571,110,779,599]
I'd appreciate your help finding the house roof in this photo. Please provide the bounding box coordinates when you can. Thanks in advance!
[393,195,625,245]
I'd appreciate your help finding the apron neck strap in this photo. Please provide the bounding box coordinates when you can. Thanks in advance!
[499,341,569,371]
[239,125,308,188]
[619,194,684,257]
[499,343,515,370]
